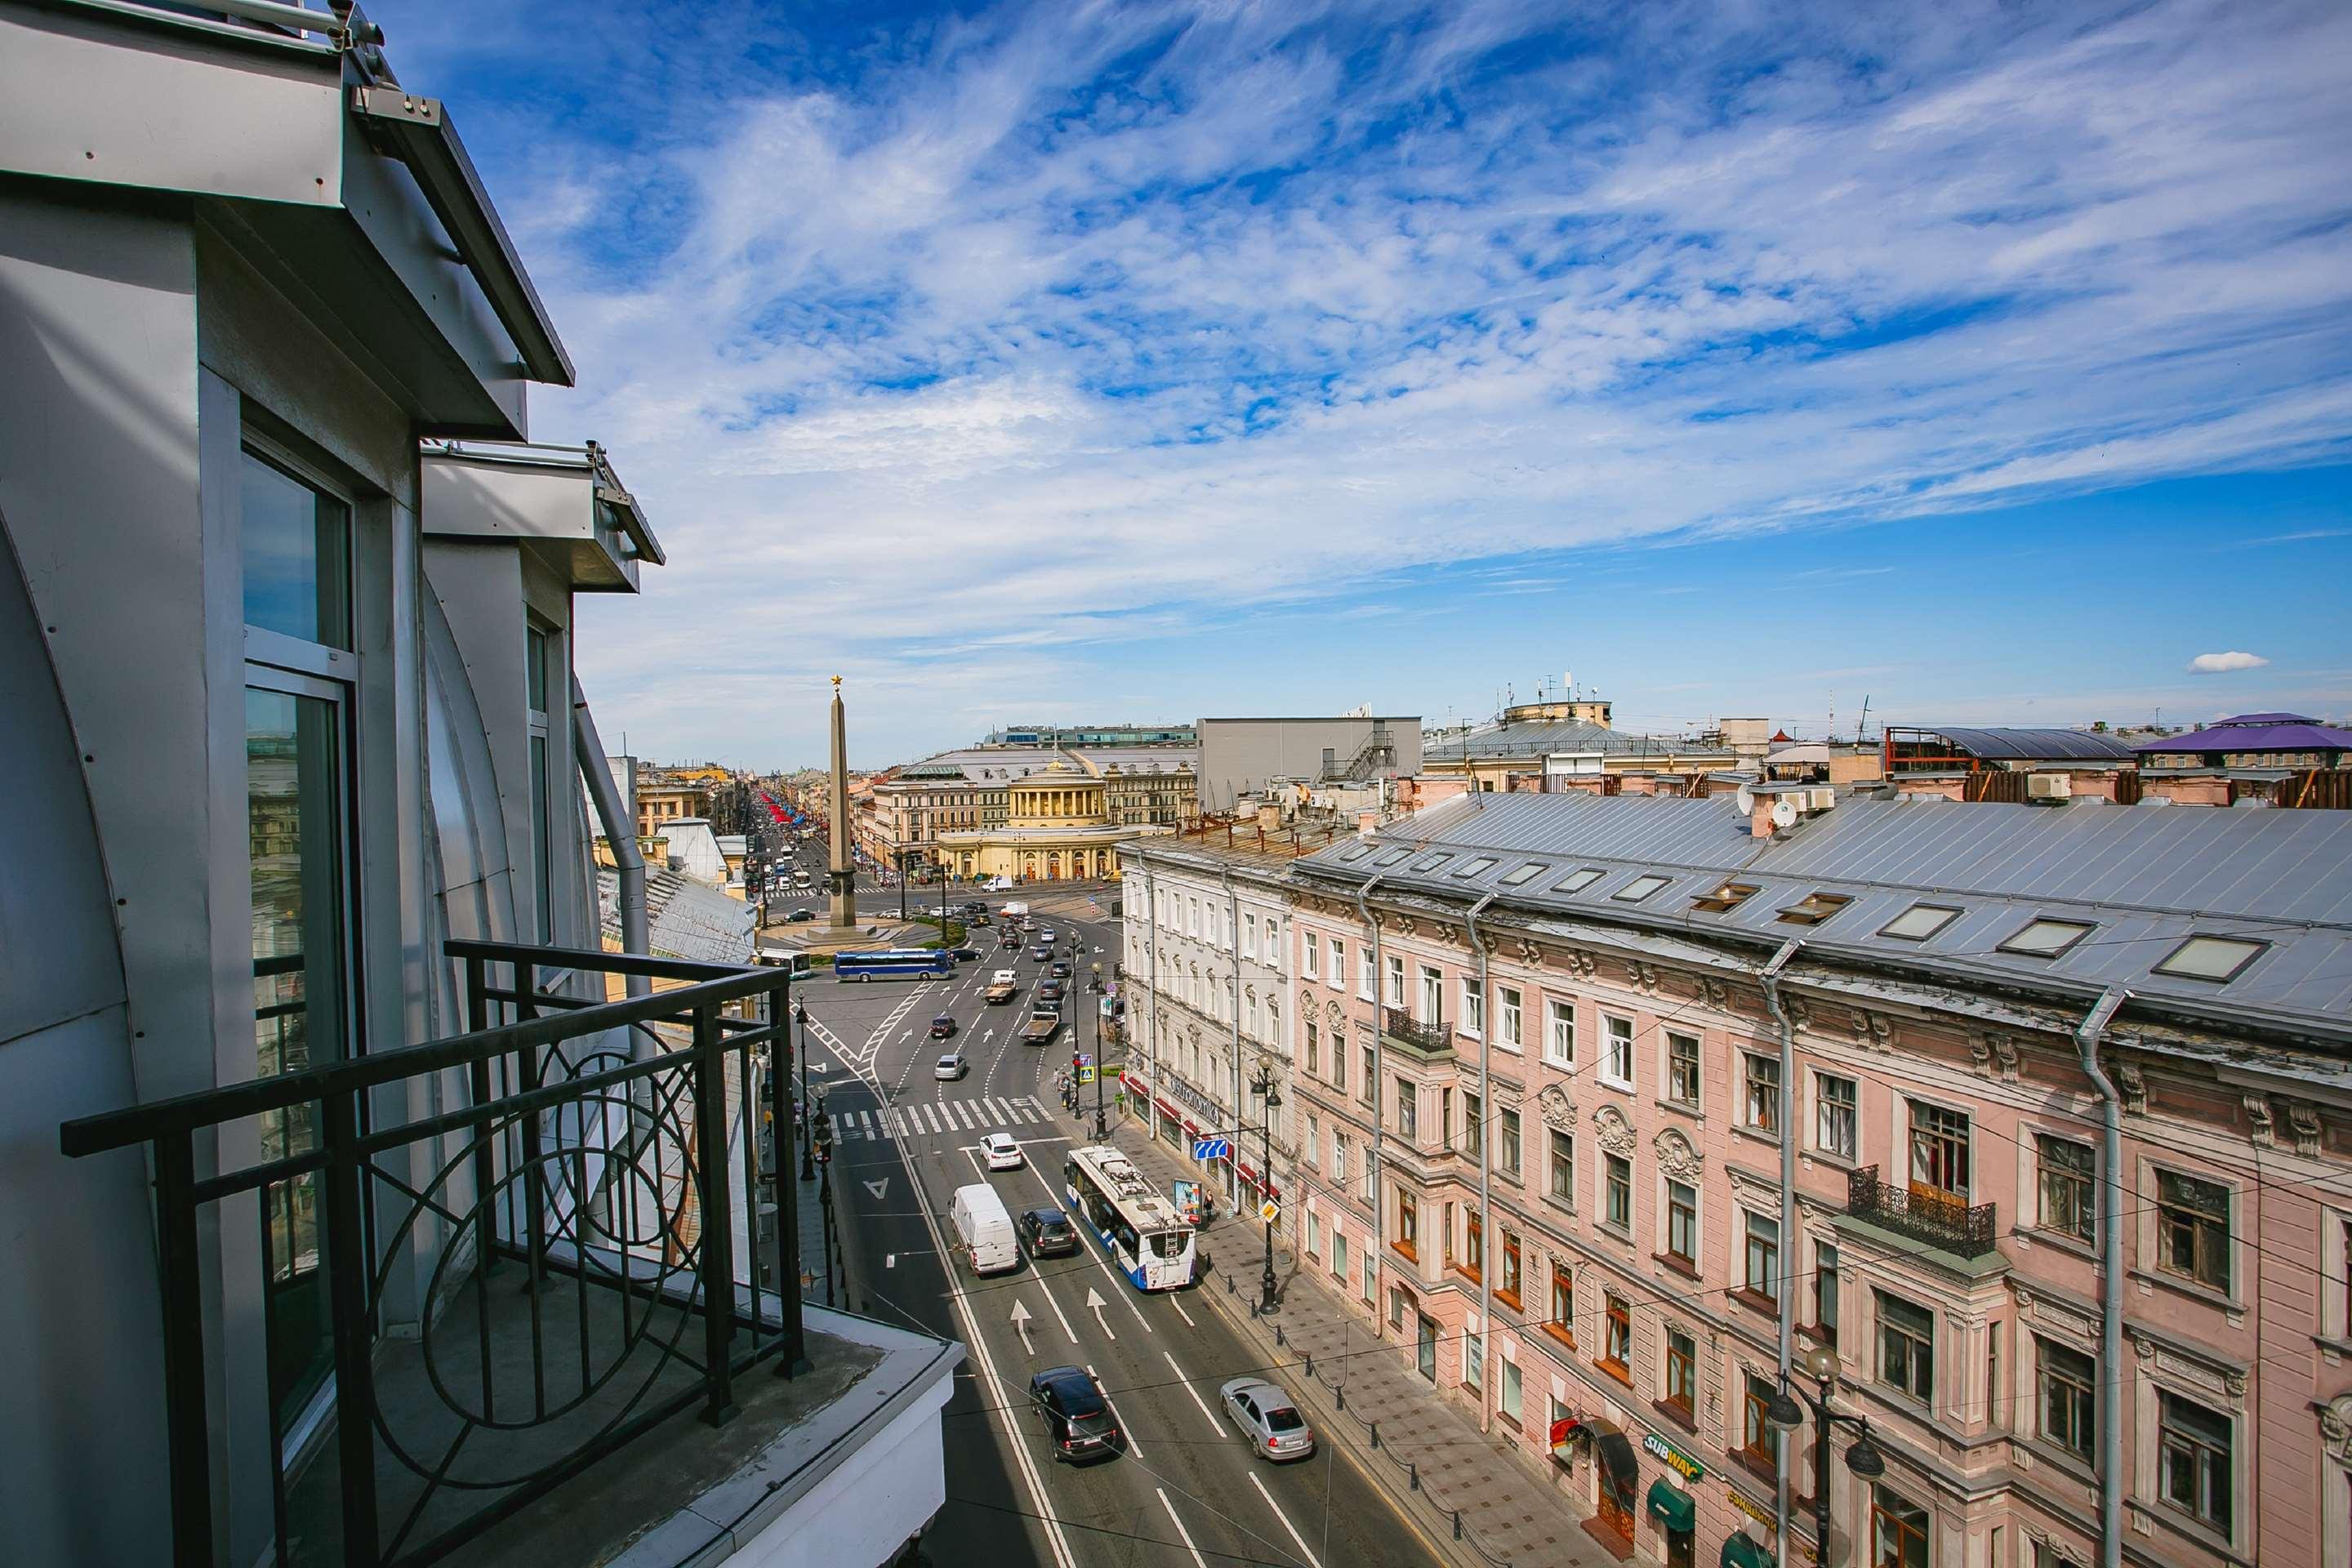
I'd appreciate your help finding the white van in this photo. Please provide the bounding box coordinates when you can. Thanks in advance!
[950,1183,1020,1276]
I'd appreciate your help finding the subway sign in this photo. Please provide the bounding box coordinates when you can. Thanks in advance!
[1642,1430,1707,1484]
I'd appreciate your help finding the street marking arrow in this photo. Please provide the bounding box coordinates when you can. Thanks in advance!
[863,1178,889,1200]
[1085,1286,1116,1340]
[1011,1300,1036,1356]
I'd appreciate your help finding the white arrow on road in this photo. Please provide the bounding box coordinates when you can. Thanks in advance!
[1085,1286,1116,1341]
[1011,1300,1036,1356]
[863,1177,889,1200]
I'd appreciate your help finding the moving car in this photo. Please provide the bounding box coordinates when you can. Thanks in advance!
[982,1132,1024,1170]
[929,1013,958,1040]
[950,1183,1019,1275]
[1022,1009,1062,1045]
[1029,946,1053,961]
[933,1053,969,1080]
[970,913,991,927]
[1018,1206,1080,1258]
[1038,929,1058,942]
[1038,979,1065,1003]
[1219,1378,1316,1460]
[785,909,814,923]
[1028,1366,1120,1463]
[951,946,981,961]
[1049,960,1071,979]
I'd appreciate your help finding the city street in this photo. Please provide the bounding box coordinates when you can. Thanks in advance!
[784,886,1441,1568]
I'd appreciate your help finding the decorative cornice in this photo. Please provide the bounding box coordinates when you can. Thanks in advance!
[1537,1083,1579,1130]
[1654,1126,1704,1183]
[1592,1103,1636,1156]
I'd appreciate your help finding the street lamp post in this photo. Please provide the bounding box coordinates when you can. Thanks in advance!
[812,1097,836,1307]
[1089,961,1107,1140]
[1250,1061,1282,1312]
[1766,1343,1886,1568]
[795,1001,814,1181]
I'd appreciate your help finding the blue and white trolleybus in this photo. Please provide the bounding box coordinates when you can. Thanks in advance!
[1062,1144,1196,1291]
[833,949,955,982]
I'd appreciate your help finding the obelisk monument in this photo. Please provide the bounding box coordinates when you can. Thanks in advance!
[826,676,857,929]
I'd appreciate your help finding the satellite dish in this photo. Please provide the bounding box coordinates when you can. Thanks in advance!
[1735,784,1756,816]
[1771,798,1800,830]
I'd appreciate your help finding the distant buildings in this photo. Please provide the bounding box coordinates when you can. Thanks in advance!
[1423,697,1739,792]
[2134,711,2352,773]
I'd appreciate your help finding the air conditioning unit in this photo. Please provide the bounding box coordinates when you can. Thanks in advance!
[2027,773,2073,802]
[1808,787,1838,812]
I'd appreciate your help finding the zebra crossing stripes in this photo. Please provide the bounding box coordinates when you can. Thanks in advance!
[828,1096,1053,1142]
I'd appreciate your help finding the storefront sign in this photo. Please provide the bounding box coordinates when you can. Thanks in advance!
[1640,1429,1707,1484]
[1726,1487,1776,1531]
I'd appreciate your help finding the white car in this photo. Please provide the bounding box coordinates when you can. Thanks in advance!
[933,1053,969,1081]
[982,1133,1024,1170]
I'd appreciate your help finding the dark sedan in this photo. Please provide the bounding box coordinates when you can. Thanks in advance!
[1049,960,1071,979]
[1018,1207,1080,1258]
[1029,946,1053,961]
[1028,1365,1120,1463]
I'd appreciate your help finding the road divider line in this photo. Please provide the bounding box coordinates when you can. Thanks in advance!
[1168,1296,1196,1329]
[1249,1472,1322,1568]
[1162,1351,1225,1438]
[1156,1488,1209,1568]
[1087,1362,1145,1461]
[960,1147,1078,1343]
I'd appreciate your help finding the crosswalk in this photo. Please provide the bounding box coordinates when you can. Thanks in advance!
[834,1096,1054,1142]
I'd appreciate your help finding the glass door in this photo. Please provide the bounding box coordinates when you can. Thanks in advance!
[247,679,350,1432]
[1416,1312,1438,1380]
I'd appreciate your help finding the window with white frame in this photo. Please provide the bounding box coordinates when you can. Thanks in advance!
[2157,1391,2234,1536]
[1460,977,1484,1036]
[1498,987,1522,1051]
[1743,1053,1781,1134]
[1385,953,1405,1005]
[2156,1169,2232,1293]
[1548,1129,1573,1205]
[2036,1134,2096,1243]
[1303,931,1319,978]
[1306,1114,1320,1166]
[1266,997,1281,1049]
[1359,946,1374,998]
[1546,999,1575,1066]
[1744,1211,1780,1303]
[1601,1015,1633,1089]
[1328,937,1346,991]
[1243,914,1257,958]
[1332,1131,1348,1184]
[1264,918,1281,970]
[1419,965,1442,1022]
[1665,1031,1700,1108]
[1815,1071,1857,1160]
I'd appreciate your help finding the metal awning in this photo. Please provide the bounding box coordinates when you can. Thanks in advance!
[1596,1428,1639,1499]
[1722,1530,1775,1568]
[1646,1478,1695,1533]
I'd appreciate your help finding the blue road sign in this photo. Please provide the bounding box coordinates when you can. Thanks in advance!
[1192,1138,1232,1162]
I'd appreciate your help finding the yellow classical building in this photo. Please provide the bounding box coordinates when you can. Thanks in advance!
[933,759,1171,882]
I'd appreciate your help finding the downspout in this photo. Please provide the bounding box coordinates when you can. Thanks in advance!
[572,678,651,1008]
[1224,866,1245,1214]
[2074,986,2129,1568]
[1143,864,1160,1136]
[1354,875,1385,1334]
[1463,892,1498,1434]
[1755,938,1802,1557]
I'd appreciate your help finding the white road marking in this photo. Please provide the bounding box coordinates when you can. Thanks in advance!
[1088,1362,1145,1460]
[1156,1489,1208,1568]
[1250,1472,1322,1568]
[1084,1285,1116,1341]
[1163,1351,1225,1437]
[1011,1300,1036,1356]
[863,1178,889,1200]
[1169,1296,1196,1328]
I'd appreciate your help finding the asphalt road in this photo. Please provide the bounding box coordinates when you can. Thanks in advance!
[789,889,1441,1568]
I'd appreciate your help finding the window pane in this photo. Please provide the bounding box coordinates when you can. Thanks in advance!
[247,684,347,1430]
[525,623,550,713]
[242,451,350,648]
[530,732,553,944]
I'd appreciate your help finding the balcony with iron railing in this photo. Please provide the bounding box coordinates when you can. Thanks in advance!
[1380,1006,1455,1062]
[1843,1165,1999,1261]
[60,938,952,1568]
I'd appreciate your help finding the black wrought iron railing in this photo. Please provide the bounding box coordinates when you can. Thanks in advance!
[60,939,807,1568]
[1381,1006,1452,1055]
[1847,1165,1998,1257]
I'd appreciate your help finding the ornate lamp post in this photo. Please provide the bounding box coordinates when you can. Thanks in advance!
[795,1001,814,1182]
[1766,1343,1886,1568]
[1089,961,1107,1140]
[812,1095,836,1306]
[1250,1060,1282,1312]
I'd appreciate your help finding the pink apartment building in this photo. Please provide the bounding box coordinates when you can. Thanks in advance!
[1277,787,2351,1568]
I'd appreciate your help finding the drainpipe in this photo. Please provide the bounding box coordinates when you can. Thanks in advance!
[1225,867,1245,1214]
[1143,864,1160,1135]
[1463,892,1498,1434]
[2074,986,2129,1568]
[1756,938,1802,1555]
[572,678,650,1008]
[1354,875,1385,1334]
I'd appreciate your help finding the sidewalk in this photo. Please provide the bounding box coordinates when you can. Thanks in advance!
[1081,1100,1615,1568]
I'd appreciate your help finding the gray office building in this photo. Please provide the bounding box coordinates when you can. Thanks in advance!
[1194,715,1423,812]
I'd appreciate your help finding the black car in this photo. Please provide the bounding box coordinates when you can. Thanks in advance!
[929,1013,957,1040]
[951,946,981,961]
[1028,1365,1120,1463]
[1019,1207,1080,1258]
[1049,960,1071,979]
[784,909,815,923]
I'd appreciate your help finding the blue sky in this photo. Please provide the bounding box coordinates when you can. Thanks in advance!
[389,0,2351,767]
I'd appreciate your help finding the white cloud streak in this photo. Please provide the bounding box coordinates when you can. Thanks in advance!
[2186,651,2270,674]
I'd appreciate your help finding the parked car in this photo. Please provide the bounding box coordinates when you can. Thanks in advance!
[1018,1206,1080,1258]
[933,1053,969,1080]
[1219,1378,1316,1460]
[929,1013,958,1040]
[1029,1366,1120,1463]
[982,1133,1024,1170]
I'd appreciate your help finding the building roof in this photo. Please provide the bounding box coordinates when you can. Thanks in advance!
[1907,725,2140,763]
[2133,712,2352,753]
[890,745,1198,782]
[598,867,756,965]
[1423,719,1732,763]
[1292,791,2352,1031]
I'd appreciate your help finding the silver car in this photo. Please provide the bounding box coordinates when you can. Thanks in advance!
[1219,1377,1316,1461]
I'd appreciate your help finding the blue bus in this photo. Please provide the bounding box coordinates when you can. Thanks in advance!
[834,949,955,983]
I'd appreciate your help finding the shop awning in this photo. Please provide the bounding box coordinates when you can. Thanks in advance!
[1722,1530,1776,1568]
[1646,1478,1695,1533]
[1596,1428,1639,1500]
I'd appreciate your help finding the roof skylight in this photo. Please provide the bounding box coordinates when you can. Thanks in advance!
[1612,874,1671,903]
[1692,881,1760,914]
[1498,862,1548,888]
[1552,868,1605,894]
[1878,903,1961,942]
[1997,916,2096,958]
[1454,856,1499,878]
[1412,852,1453,873]
[2151,935,2267,983]
[1339,843,1374,862]
[1778,891,1854,926]
[1374,847,1412,866]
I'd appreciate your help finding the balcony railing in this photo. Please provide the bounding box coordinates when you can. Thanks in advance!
[1846,1165,1998,1258]
[60,939,807,1568]
[1381,1006,1454,1058]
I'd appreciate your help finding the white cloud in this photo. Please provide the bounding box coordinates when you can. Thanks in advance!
[399,0,2352,759]
[2187,651,2270,674]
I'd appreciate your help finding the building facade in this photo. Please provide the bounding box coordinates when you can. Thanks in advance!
[865,749,1196,878]
[1422,700,1736,793]
[1120,837,1299,1206]
[1270,791,2350,1568]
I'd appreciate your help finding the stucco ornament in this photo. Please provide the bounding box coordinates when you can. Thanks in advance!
[1654,1127,1704,1182]
[1299,987,1316,1016]
[1592,1104,1636,1156]
[1624,959,1662,996]
[2321,1392,2352,1465]
[1325,1000,1344,1027]
[1515,938,1544,966]
[1561,949,1599,979]
[1537,1084,1579,1130]
[1699,976,1731,1011]
[2286,1099,2323,1158]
